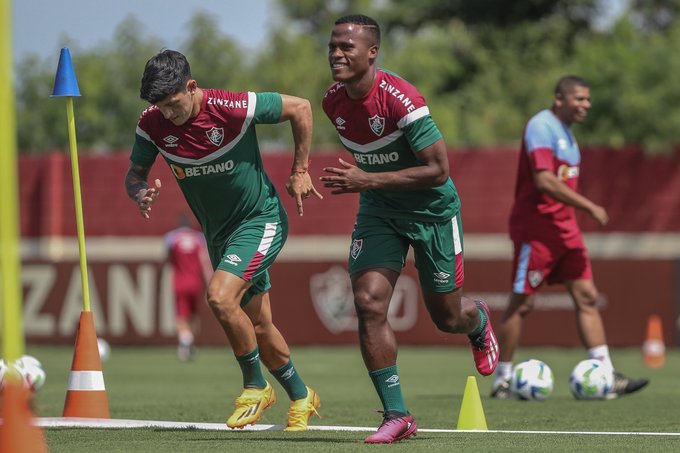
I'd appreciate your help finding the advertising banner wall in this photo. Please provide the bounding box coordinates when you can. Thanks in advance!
[23,259,677,347]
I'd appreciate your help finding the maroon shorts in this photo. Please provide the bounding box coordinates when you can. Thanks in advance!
[175,287,203,318]
[510,239,592,295]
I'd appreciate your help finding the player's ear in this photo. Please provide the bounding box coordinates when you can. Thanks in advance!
[368,45,379,63]
[553,92,564,108]
[186,79,197,93]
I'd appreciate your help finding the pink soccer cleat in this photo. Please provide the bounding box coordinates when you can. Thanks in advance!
[468,300,499,376]
[364,411,417,444]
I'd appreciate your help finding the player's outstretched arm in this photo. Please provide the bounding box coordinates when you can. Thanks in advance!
[321,138,449,194]
[279,94,323,216]
[534,170,609,226]
[125,162,161,219]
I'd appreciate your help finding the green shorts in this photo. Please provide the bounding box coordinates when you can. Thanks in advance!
[348,213,465,292]
[213,216,288,306]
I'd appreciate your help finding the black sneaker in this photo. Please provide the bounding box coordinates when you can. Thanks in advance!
[606,371,649,399]
[490,379,512,399]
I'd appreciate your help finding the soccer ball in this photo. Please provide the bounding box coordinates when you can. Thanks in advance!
[510,359,554,401]
[98,338,111,362]
[14,355,46,391]
[569,359,613,400]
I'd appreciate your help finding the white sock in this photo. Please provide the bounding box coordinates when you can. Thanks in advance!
[179,331,194,347]
[495,361,514,384]
[588,345,614,370]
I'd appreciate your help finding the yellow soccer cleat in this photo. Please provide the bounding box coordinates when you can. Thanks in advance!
[226,382,276,429]
[284,387,321,432]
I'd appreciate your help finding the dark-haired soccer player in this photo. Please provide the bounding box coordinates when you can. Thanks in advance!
[321,15,498,443]
[125,49,323,431]
[490,75,649,399]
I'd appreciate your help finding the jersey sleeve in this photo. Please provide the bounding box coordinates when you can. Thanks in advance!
[524,119,555,172]
[401,114,443,153]
[253,92,283,125]
[131,129,159,168]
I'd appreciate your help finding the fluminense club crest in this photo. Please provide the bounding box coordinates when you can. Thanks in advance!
[528,270,544,288]
[350,239,363,260]
[368,114,385,136]
[206,126,224,146]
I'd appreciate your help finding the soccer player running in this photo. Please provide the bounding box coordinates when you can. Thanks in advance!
[164,213,211,361]
[321,15,498,443]
[490,76,649,399]
[125,50,323,431]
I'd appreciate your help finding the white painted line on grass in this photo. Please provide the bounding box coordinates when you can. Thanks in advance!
[34,418,680,436]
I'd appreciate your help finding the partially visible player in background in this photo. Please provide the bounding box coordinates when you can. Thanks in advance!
[164,213,211,361]
[321,15,498,444]
[490,75,649,399]
[125,49,323,431]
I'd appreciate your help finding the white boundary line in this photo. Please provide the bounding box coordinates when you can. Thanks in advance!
[34,418,680,436]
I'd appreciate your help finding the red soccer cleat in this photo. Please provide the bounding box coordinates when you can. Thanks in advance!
[468,300,499,376]
[364,411,417,444]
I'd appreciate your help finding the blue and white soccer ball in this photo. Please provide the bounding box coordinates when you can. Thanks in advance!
[510,359,554,401]
[15,355,47,391]
[569,359,613,400]
[0,355,46,392]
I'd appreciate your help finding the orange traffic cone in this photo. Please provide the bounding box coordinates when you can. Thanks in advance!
[643,314,665,368]
[0,378,48,453]
[63,311,110,417]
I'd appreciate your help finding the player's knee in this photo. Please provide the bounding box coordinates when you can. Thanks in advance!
[206,291,238,317]
[353,291,387,322]
[575,289,599,310]
[517,300,535,316]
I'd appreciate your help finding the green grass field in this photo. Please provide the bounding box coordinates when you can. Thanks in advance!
[22,345,680,452]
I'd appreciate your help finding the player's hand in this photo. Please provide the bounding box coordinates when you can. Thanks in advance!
[136,179,161,219]
[321,158,371,194]
[589,204,609,226]
[285,172,323,216]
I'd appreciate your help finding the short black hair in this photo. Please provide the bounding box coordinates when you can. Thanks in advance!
[140,49,192,104]
[554,75,588,97]
[335,14,381,46]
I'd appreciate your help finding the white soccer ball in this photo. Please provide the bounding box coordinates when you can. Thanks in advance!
[510,359,554,401]
[14,355,46,391]
[98,338,111,362]
[569,359,613,400]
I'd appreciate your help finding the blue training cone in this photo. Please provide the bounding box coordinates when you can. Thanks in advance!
[51,48,81,97]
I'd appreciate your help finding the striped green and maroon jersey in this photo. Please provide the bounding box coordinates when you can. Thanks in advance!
[322,69,460,221]
[131,90,286,249]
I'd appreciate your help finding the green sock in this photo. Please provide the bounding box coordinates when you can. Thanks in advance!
[469,306,487,338]
[235,347,267,389]
[369,365,407,414]
[270,359,308,401]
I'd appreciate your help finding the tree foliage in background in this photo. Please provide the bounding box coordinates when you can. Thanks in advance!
[14,0,680,154]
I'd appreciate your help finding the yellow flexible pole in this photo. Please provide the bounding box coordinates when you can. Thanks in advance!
[0,0,26,362]
[65,97,91,312]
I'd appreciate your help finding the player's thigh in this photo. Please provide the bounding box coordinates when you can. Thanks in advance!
[206,269,252,308]
[410,213,464,293]
[214,216,287,306]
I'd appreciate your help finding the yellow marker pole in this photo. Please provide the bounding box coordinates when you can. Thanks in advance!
[51,48,91,312]
[0,0,48,449]
[65,98,91,312]
[0,0,26,362]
